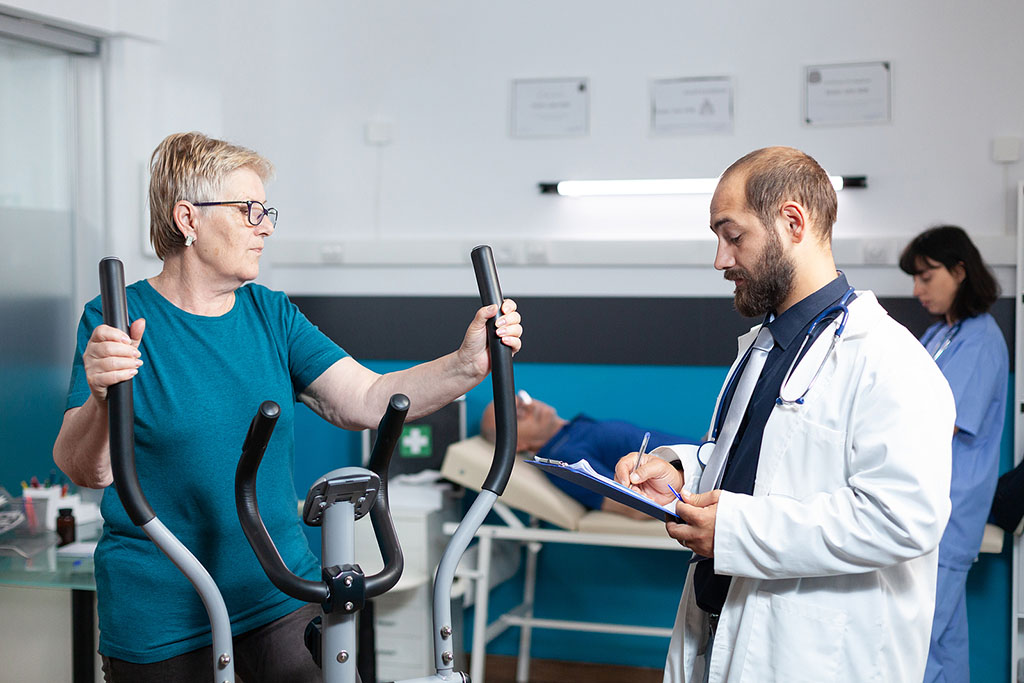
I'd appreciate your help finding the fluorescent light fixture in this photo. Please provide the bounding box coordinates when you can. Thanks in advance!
[539,175,866,197]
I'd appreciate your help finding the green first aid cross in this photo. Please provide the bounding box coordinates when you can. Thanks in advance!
[400,425,433,457]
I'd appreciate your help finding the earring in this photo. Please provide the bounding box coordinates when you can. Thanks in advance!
[184,234,195,247]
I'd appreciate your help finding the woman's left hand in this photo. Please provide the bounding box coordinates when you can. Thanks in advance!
[457,299,522,377]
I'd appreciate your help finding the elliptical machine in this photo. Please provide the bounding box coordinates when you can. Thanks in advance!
[236,395,409,681]
[235,245,518,683]
[100,258,417,683]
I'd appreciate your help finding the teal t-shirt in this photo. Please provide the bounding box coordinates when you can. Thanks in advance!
[66,279,347,663]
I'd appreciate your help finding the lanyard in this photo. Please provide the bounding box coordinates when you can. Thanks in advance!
[922,321,962,361]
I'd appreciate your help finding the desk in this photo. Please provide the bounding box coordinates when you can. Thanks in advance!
[0,532,97,683]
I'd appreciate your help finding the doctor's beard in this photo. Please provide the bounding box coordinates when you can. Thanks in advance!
[726,229,795,318]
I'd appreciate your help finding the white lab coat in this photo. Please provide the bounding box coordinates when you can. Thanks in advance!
[657,292,954,683]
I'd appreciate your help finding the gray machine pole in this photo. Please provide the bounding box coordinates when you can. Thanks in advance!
[142,519,236,682]
[322,501,358,683]
[432,491,498,675]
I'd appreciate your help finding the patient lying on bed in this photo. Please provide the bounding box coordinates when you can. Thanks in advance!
[479,394,695,520]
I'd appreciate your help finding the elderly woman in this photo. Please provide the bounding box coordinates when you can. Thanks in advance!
[52,132,522,682]
[899,225,1008,683]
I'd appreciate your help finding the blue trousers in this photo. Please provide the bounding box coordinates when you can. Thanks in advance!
[924,564,970,683]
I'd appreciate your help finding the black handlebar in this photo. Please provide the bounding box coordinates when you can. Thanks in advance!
[364,393,410,598]
[471,245,517,495]
[99,257,155,527]
[235,400,330,604]
[236,395,411,605]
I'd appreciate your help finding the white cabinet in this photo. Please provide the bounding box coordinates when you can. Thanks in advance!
[353,483,463,682]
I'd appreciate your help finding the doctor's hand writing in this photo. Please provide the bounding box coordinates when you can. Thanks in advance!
[613,454,682,506]
[667,489,720,557]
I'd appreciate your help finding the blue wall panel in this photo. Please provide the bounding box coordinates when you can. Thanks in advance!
[1,364,74,496]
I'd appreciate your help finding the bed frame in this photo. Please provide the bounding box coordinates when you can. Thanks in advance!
[440,436,687,683]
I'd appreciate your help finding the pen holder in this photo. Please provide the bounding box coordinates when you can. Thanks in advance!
[22,487,68,531]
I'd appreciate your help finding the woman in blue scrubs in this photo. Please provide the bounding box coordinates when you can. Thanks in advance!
[899,225,1009,683]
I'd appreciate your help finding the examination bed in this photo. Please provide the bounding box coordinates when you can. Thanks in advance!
[440,436,687,683]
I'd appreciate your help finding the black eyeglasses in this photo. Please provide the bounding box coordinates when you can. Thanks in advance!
[192,200,278,227]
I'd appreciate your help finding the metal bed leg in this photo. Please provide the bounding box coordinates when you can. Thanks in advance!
[471,533,493,683]
[515,522,541,683]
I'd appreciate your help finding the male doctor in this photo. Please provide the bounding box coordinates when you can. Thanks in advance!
[616,147,955,683]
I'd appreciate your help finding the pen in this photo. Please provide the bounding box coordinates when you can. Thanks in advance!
[666,482,685,502]
[630,431,652,476]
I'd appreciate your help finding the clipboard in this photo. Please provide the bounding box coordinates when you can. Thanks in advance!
[527,457,682,523]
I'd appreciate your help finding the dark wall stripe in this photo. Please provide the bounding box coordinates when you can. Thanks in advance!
[292,296,1014,370]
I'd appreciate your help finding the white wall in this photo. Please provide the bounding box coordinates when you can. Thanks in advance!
[8,0,1024,296]
[219,0,1024,242]
[225,0,1024,296]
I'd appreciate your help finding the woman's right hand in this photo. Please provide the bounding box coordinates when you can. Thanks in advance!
[83,319,146,402]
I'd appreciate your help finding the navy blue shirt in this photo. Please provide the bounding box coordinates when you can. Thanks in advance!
[535,415,693,509]
[694,274,852,615]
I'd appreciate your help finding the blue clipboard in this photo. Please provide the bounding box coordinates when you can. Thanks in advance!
[527,457,682,523]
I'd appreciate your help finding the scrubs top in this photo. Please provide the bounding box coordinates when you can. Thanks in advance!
[921,312,1008,569]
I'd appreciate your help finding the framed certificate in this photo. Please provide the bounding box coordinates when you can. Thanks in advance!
[804,61,891,126]
[510,77,589,138]
[650,76,733,135]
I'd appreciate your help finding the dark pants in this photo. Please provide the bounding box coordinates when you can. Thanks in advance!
[101,603,324,683]
[701,612,719,683]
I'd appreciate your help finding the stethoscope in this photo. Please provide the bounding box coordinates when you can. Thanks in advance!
[920,320,962,362]
[710,286,856,440]
[776,287,856,406]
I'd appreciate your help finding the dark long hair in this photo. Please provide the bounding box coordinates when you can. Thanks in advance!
[898,225,999,320]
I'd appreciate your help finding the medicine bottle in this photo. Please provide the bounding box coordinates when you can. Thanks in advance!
[56,508,76,547]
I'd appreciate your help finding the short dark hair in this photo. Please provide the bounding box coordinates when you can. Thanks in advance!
[722,146,838,243]
[899,225,999,319]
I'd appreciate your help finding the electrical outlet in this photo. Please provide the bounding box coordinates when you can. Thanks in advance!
[525,242,550,264]
[365,120,394,146]
[320,243,344,264]
[993,136,1020,163]
[862,240,893,265]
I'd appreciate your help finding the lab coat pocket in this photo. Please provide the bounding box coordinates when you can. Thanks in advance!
[740,591,849,683]
[765,415,848,497]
